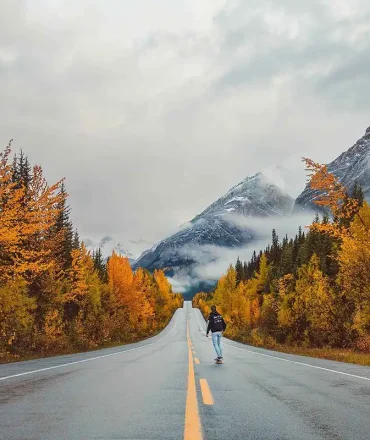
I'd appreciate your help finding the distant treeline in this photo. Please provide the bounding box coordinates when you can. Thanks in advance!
[0,142,183,360]
[193,159,370,352]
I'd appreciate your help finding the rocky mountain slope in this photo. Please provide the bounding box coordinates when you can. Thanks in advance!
[133,173,294,295]
[294,126,370,212]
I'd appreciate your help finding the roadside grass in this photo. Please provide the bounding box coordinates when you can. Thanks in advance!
[0,326,168,365]
[0,340,130,365]
[270,345,370,366]
[231,335,370,366]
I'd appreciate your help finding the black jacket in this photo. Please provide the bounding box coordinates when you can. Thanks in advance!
[206,311,226,334]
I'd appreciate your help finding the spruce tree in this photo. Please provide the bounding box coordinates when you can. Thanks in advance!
[243,261,249,280]
[93,247,107,282]
[271,229,280,261]
[235,256,244,284]
[72,229,80,250]
[352,182,364,207]
[12,149,32,206]
[280,243,294,276]
[54,182,73,270]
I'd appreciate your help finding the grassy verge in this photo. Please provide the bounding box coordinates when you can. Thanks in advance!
[230,335,370,366]
[268,344,370,366]
[0,323,171,365]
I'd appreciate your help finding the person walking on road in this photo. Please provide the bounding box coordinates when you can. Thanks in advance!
[206,305,227,361]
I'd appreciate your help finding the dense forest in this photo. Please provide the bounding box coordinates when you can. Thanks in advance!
[193,158,370,353]
[0,142,183,360]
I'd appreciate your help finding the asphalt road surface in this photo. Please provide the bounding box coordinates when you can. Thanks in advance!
[1,301,370,440]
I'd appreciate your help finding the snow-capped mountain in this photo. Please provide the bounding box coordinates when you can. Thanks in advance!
[196,172,294,218]
[83,236,152,262]
[134,172,294,295]
[294,126,370,212]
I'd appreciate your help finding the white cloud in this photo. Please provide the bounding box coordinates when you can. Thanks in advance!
[0,0,369,249]
[167,212,314,292]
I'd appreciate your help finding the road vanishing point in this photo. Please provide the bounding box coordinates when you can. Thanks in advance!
[1,302,370,440]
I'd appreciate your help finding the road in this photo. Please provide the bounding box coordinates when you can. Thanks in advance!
[1,301,370,440]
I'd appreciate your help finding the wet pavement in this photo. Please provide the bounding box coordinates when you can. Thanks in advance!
[1,302,369,439]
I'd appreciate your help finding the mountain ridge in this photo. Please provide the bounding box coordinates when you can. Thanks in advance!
[294,126,370,212]
[133,172,295,296]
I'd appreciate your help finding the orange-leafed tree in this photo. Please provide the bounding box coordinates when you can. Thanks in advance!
[105,252,136,339]
[0,143,65,284]
[107,252,134,309]
[154,269,173,320]
[133,267,155,331]
[66,243,101,317]
[0,143,25,282]
[337,202,370,348]
[213,265,238,318]
[303,158,366,238]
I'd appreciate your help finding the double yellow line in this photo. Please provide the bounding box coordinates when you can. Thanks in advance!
[184,320,203,440]
[184,320,215,439]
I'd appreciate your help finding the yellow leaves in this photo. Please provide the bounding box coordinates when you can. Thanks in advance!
[40,310,67,350]
[303,158,352,217]
[278,274,295,296]
[255,253,269,292]
[154,269,172,298]
[67,243,96,303]
[0,279,36,347]
[213,265,237,313]
[0,144,65,283]
[303,157,365,239]
[352,303,370,337]
[277,303,294,329]
[348,202,370,241]
[107,252,134,307]
[107,256,170,329]
[337,203,370,317]
[292,254,337,343]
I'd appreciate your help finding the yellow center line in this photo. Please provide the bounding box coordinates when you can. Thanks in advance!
[199,379,214,405]
[195,358,200,364]
[184,320,203,440]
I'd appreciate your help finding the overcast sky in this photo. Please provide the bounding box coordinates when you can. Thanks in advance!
[1,0,370,248]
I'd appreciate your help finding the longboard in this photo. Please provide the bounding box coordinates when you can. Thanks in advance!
[215,359,223,364]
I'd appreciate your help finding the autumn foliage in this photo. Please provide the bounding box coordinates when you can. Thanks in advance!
[0,143,183,360]
[194,158,370,352]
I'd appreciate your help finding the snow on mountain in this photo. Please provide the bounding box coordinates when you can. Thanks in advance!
[83,236,152,262]
[196,172,294,219]
[134,172,294,296]
[294,126,370,212]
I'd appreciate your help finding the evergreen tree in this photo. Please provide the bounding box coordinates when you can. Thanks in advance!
[280,242,294,276]
[235,256,244,284]
[243,261,248,281]
[271,229,280,262]
[352,182,364,207]
[72,229,80,250]
[93,247,107,282]
[12,150,32,189]
[52,182,74,271]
